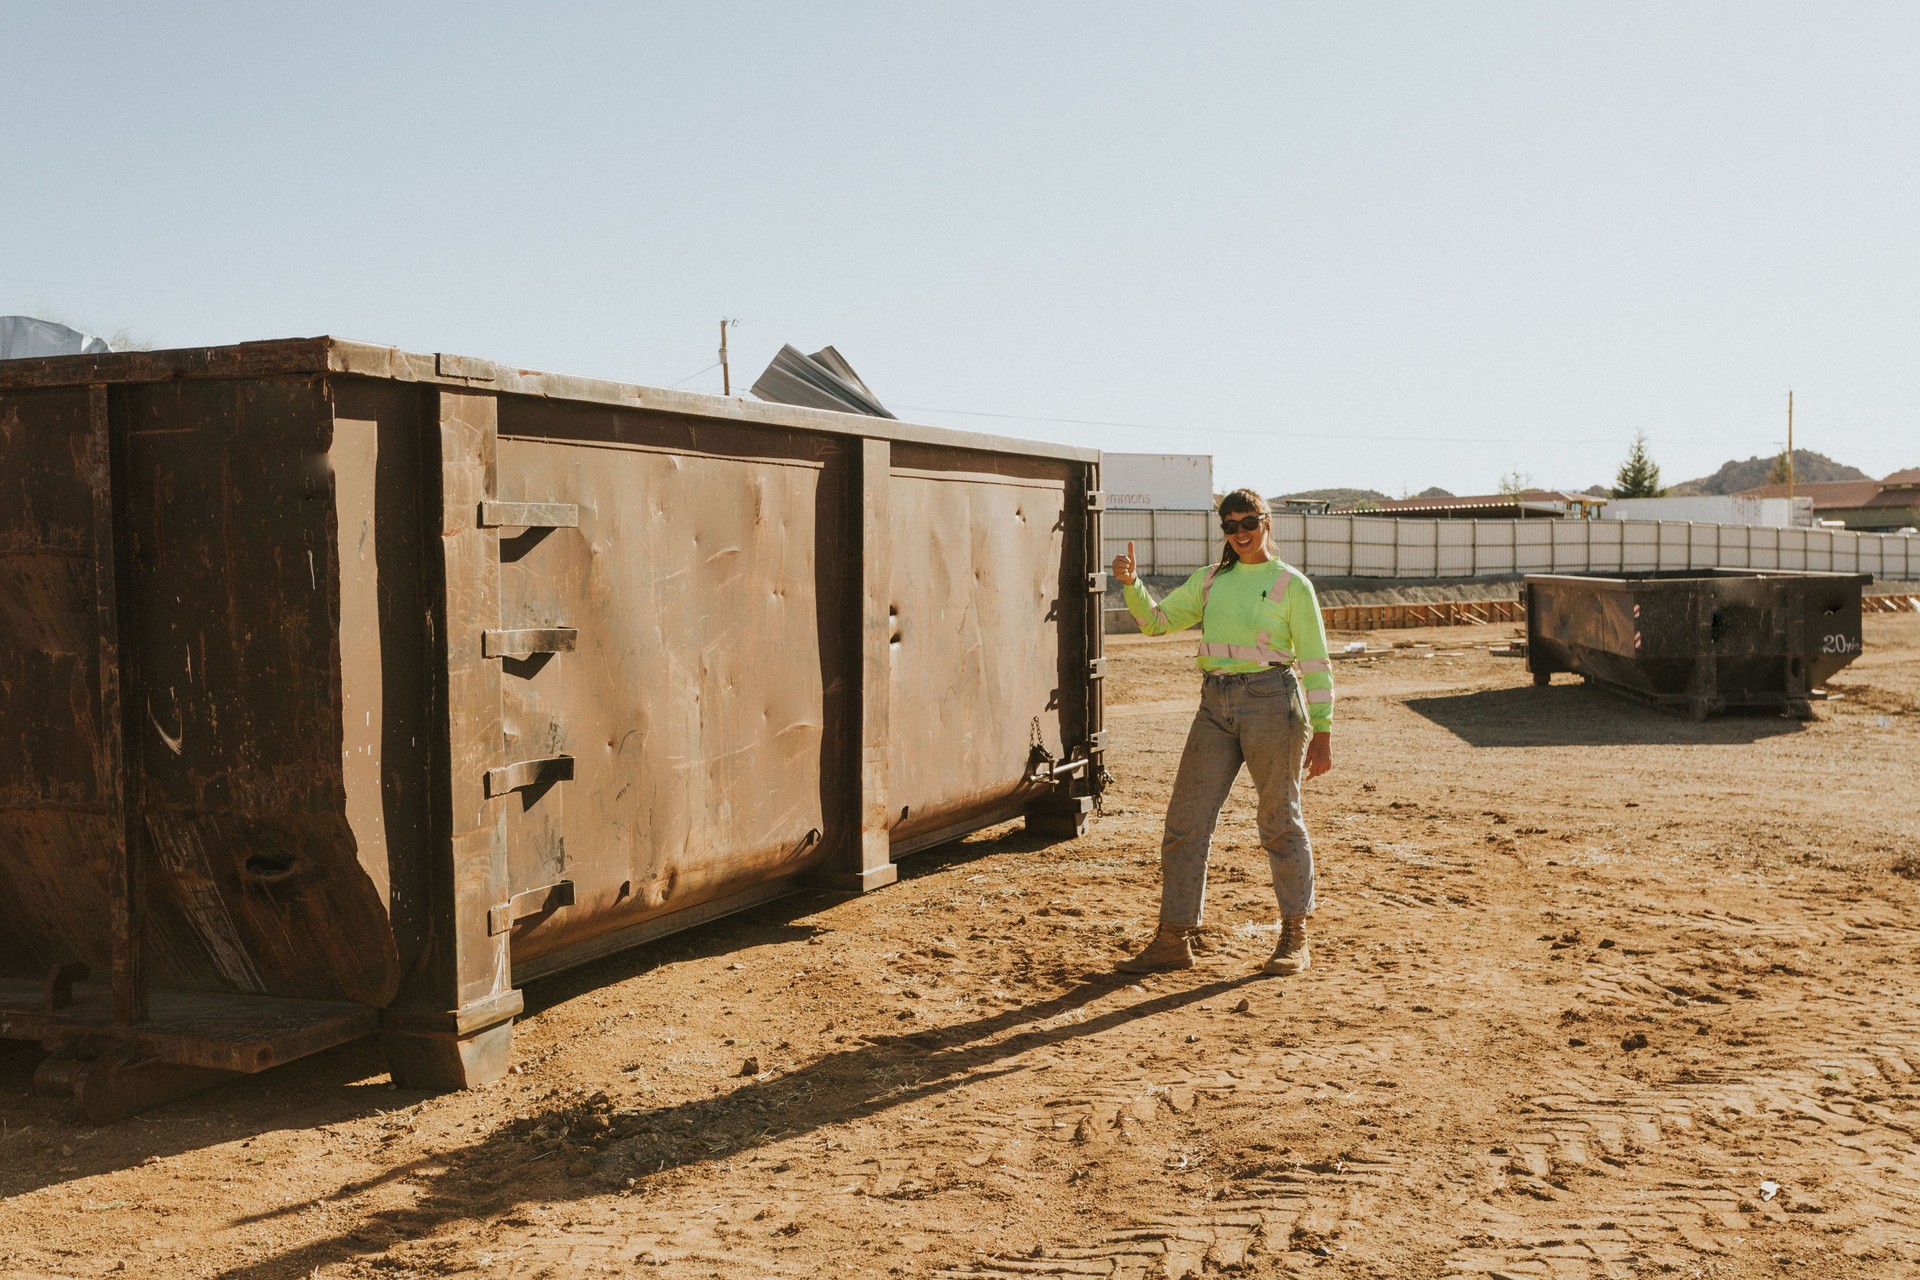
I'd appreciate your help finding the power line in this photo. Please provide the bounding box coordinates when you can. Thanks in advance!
[666,361,722,389]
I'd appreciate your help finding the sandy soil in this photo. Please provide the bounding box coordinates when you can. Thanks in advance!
[4,616,1918,1280]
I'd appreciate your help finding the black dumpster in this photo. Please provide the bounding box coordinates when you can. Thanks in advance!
[1524,569,1870,720]
[0,337,1106,1119]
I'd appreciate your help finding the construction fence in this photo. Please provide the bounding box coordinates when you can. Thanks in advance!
[1103,509,1920,583]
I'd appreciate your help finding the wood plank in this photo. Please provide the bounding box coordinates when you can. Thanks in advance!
[1320,598,1524,632]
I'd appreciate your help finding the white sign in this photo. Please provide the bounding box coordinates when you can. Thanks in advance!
[1101,453,1214,510]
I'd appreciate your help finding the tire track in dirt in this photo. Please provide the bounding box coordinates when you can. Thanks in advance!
[931,1162,1396,1280]
[1445,883,1920,1276]
[453,1006,1424,1280]
[455,1055,1373,1277]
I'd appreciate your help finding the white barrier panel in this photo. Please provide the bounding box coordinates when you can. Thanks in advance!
[1102,511,1919,581]
[1436,521,1474,576]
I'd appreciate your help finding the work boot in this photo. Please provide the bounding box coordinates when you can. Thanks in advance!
[1262,916,1310,976]
[1116,924,1195,973]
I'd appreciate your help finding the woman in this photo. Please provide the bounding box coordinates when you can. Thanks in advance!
[1112,488,1334,976]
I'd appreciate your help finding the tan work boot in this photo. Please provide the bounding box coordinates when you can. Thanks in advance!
[1262,916,1310,976]
[1116,924,1195,973]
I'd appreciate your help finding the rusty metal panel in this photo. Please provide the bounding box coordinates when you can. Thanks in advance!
[884,459,1069,847]
[487,398,851,969]
[324,379,436,998]
[115,378,400,1005]
[0,385,119,982]
[2,375,403,1014]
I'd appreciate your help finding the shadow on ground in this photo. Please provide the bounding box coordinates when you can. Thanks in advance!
[1406,681,1808,747]
[0,822,1114,1205]
[206,964,1258,1280]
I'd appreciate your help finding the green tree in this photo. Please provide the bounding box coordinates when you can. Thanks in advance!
[1497,469,1534,497]
[1611,433,1666,498]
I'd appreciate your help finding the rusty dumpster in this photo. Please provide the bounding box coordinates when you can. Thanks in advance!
[1524,569,1869,719]
[0,338,1106,1118]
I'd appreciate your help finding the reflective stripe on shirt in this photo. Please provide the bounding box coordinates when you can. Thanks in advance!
[1197,641,1298,666]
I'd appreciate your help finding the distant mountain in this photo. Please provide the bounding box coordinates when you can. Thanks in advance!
[1278,487,1389,505]
[1668,451,1868,496]
[1414,486,1455,499]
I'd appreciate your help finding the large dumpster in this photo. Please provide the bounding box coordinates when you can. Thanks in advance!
[1524,569,1870,719]
[0,338,1106,1118]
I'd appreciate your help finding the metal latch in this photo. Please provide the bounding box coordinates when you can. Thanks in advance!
[1085,490,1107,512]
[489,880,575,935]
[483,627,578,659]
[484,755,574,797]
[1088,656,1108,680]
[1087,571,1108,594]
[478,501,580,529]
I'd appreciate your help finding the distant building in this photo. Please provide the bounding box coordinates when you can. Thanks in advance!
[1101,453,1214,510]
[1339,490,1605,520]
[1601,495,1809,527]
[1740,470,1920,532]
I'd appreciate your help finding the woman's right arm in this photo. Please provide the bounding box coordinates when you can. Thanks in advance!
[1122,563,1205,636]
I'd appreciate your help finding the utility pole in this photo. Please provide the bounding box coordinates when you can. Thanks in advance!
[720,319,732,396]
[1786,388,1794,503]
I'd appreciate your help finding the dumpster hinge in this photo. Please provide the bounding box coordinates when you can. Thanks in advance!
[478,501,580,529]
[482,627,579,659]
[484,755,574,797]
[489,880,576,935]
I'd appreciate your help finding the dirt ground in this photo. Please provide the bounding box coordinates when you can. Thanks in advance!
[5,616,1919,1280]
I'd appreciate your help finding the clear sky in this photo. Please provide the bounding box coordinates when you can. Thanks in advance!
[5,2,1915,497]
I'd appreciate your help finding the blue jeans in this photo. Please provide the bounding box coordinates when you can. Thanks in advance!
[1156,667,1315,926]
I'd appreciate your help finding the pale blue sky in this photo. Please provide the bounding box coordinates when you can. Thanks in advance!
[5,2,1915,496]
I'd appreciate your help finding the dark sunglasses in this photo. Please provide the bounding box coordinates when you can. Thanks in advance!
[1220,514,1267,534]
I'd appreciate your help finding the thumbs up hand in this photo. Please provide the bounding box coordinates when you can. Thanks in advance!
[1112,540,1137,586]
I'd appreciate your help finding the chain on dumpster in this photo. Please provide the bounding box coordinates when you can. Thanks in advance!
[1024,716,1056,784]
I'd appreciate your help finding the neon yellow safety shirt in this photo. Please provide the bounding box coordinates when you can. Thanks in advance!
[1123,559,1336,734]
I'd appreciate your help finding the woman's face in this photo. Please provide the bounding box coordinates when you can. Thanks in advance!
[1222,508,1269,559]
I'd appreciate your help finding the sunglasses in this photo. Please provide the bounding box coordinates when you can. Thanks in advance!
[1220,514,1267,535]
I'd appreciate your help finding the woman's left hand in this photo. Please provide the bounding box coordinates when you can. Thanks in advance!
[1304,732,1332,780]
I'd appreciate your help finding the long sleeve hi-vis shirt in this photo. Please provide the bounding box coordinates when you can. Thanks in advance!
[1123,559,1335,734]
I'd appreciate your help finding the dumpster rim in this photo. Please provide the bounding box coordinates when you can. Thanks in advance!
[0,336,1101,465]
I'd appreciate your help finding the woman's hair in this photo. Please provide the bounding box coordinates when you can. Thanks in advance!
[1215,488,1272,574]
